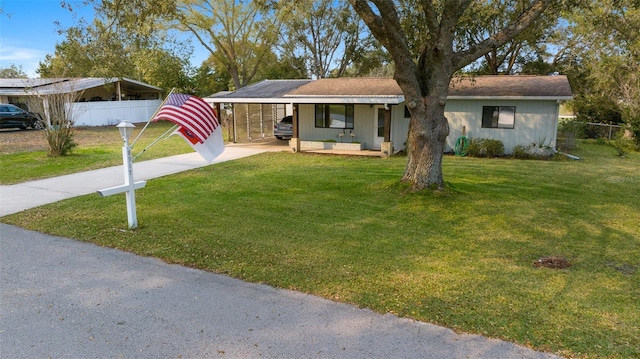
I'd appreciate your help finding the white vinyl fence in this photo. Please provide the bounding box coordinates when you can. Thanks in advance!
[72,99,162,127]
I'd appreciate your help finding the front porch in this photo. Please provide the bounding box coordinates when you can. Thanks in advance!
[225,137,386,157]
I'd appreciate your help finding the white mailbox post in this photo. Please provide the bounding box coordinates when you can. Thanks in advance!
[97,120,146,229]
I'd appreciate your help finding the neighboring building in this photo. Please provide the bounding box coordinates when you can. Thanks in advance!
[208,76,573,155]
[0,78,163,126]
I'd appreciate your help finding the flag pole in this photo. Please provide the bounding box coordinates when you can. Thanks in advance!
[132,124,179,161]
[130,87,176,148]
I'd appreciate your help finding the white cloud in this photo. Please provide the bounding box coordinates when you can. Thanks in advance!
[0,45,47,77]
[0,45,46,61]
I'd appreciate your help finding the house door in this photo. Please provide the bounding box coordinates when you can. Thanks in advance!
[373,106,385,150]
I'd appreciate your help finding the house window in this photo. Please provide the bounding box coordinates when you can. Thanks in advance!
[315,104,354,129]
[482,106,515,129]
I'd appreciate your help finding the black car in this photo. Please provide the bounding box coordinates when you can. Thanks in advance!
[274,115,293,140]
[0,104,43,130]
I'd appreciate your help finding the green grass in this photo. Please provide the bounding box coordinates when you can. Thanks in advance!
[0,122,193,184]
[2,141,639,358]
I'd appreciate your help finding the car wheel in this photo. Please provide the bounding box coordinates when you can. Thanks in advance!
[275,136,282,140]
[32,120,44,130]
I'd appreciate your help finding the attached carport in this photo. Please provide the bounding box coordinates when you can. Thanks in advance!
[205,80,312,143]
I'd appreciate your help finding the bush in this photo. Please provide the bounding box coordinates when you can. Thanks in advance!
[45,121,77,157]
[512,145,533,159]
[611,129,633,157]
[557,119,585,151]
[511,143,555,160]
[25,84,81,157]
[467,138,505,158]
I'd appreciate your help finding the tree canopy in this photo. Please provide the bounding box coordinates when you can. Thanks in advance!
[561,0,640,143]
[282,0,386,78]
[39,0,195,93]
[173,0,292,89]
[0,64,28,78]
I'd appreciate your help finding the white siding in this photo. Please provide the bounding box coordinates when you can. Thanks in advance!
[444,99,560,153]
[298,99,560,154]
[391,105,410,152]
[298,104,375,149]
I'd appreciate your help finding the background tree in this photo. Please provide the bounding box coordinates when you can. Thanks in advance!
[37,23,135,78]
[0,64,28,78]
[349,0,560,190]
[131,48,196,93]
[41,0,195,93]
[174,0,291,89]
[459,1,558,75]
[258,49,308,80]
[562,0,640,146]
[283,0,383,78]
[191,55,231,97]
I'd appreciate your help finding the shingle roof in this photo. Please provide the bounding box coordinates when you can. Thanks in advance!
[448,75,573,98]
[203,75,574,105]
[286,75,572,99]
[286,77,403,97]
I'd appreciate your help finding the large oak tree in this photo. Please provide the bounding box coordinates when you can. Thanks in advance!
[349,0,559,190]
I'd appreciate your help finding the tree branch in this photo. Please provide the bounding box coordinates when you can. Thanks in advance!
[419,0,438,35]
[453,0,554,70]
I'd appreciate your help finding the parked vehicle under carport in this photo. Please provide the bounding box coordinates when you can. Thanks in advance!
[274,115,293,140]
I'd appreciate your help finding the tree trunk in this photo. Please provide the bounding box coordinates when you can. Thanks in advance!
[395,49,452,191]
[401,93,450,190]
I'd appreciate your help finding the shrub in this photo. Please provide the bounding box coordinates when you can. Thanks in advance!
[557,119,584,150]
[595,137,608,145]
[511,143,555,160]
[25,82,81,157]
[467,138,505,158]
[611,129,633,157]
[483,139,505,157]
[45,122,77,157]
[512,145,532,159]
[466,139,484,157]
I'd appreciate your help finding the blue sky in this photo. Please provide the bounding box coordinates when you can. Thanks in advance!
[0,0,92,77]
[0,0,206,78]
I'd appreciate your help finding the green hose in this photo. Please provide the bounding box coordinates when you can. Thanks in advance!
[454,136,468,156]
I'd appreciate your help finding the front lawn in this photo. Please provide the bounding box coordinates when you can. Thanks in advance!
[2,141,639,358]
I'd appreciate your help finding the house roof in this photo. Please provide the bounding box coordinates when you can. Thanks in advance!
[0,77,163,96]
[284,77,405,104]
[208,79,313,103]
[447,75,573,99]
[287,77,404,97]
[208,75,573,104]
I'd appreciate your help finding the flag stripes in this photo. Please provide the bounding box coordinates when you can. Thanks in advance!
[152,93,219,144]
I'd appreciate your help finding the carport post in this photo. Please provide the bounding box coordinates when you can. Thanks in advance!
[290,104,300,152]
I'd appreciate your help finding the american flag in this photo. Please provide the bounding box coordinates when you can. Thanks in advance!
[152,93,219,144]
